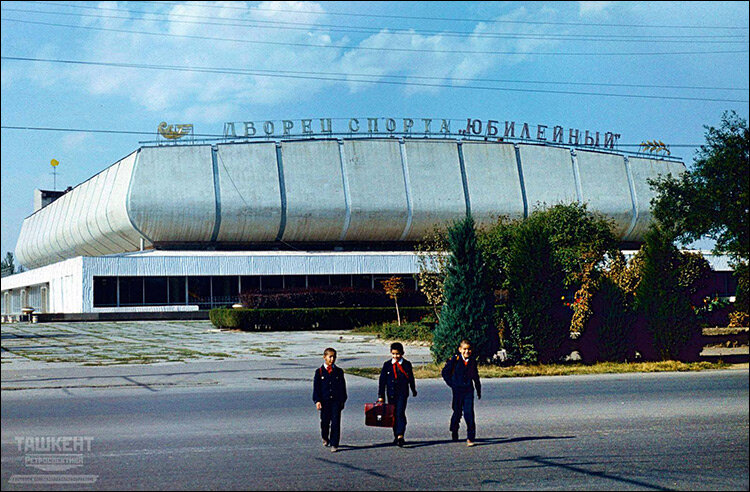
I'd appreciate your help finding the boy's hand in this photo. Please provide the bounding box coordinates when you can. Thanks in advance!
[316,402,322,410]
[377,397,384,402]
[412,389,418,397]
[477,392,482,400]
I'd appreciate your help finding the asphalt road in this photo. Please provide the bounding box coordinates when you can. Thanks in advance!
[1,369,748,491]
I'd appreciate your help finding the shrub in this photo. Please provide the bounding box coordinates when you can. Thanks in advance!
[578,276,634,363]
[500,309,538,365]
[635,226,702,361]
[504,216,570,363]
[238,286,426,309]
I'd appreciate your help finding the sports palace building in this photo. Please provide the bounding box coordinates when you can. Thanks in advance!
[0,117,736,320]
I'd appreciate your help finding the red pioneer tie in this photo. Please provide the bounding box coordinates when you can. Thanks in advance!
[327,365,333,374]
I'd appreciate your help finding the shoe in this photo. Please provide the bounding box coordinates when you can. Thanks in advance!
[322,439,330,447]
[330,446,338,453]
[392,437,399,445]
[397,437,405,447]
[466,440,475,447]
[451,430,459,442]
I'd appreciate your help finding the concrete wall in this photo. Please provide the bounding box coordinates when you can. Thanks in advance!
[401,140,466,240]
[575,150,633,238]
[519,144,579,212]
[215,143,281,242]
[14,139,685,270]
[461,142,524,228]
[128,146,216,243]
[624,156,686,242]
[15,153,143,270]
[281,140,347,241]
[342,139,409,241]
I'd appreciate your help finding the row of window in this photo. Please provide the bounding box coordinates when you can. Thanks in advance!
[93,275,417,308]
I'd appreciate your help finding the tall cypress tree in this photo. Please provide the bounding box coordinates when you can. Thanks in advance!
[431,215,497,363]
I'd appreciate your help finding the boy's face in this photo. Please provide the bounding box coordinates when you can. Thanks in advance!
[324,352,336,366]
[391,349,403,362]
[459,344,472,359]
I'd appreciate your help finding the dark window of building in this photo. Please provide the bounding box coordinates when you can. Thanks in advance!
[263,276,283,290]
[93,276,118,307]
[188,277,211,307]
[144,277,168,305]
[330,275,351,287]
[169,276,186,304]
[285,275,307,289]
[212,276,239,305]
[240,276,260,293]
[307,275,329,288]
[353,275,372,289]
[119,277,144,306]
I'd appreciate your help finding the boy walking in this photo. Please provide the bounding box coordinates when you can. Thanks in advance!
[441,339,481,446]
[378,342,417,447]
[312,347,347,452]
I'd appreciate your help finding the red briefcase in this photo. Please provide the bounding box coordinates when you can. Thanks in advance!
[364,402,395,428]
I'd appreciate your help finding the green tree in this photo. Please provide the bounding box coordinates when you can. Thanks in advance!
[415,225,449,321]
[380,276,405,326]
[635,226,701,361]
[1,252,15,278]
[649,111,749,310]
[431,215,497,363]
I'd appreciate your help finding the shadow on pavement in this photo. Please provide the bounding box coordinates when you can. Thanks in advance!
[336,435,575,452]
[489,455,675,491]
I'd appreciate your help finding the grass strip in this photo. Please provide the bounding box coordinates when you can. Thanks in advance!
[347,360,735,380]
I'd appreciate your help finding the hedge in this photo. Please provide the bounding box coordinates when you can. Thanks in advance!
[209,306,433,331]
[239,287,428,309]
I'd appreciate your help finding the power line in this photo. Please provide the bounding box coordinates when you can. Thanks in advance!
[0,125,705,148]
[14,2,749,43]
[3,53,744,93]
[2,17,748,57]
[3,56,747,103]
[148,0,750,30]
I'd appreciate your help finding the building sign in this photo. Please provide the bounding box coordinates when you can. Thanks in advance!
[222,117,622,149]
[157,122,194,141]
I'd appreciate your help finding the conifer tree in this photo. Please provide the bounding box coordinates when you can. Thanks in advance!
[431,215,497,363]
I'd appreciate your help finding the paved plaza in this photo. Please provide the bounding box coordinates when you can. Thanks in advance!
[0,321,432,392]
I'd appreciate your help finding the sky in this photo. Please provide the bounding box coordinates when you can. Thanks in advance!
[1,1,748,265]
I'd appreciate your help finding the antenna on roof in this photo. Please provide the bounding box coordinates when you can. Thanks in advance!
[50,159,59,190]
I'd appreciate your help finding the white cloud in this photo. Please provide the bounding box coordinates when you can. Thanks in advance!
[17,2,565,122]
[578,2,616,17]
[60,132,91,152]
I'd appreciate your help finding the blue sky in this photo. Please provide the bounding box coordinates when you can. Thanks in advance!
[1,1,748,263]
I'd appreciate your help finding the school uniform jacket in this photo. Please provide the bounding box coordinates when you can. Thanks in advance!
[378,359,416,400]
[312,365,347,406]
[442,355,481,398]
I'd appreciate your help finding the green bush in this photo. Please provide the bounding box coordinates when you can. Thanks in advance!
[635,226,701,361]
[578,277,634,363]
[505,216,570,363]
[209,307,432,331]
[501,309,538,365]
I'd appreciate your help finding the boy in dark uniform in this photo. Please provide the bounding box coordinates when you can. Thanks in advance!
[442,339,482,446]
[378,342,417,447]
[312,347,347,452]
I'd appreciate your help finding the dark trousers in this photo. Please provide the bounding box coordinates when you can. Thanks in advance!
[387,394,409,438]
[320,401,343,447]
[450,389,476,441]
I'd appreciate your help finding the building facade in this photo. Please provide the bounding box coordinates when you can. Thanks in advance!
[3,136,706,317]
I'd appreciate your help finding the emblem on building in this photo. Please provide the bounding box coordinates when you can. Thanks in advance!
[157,122,193,140]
